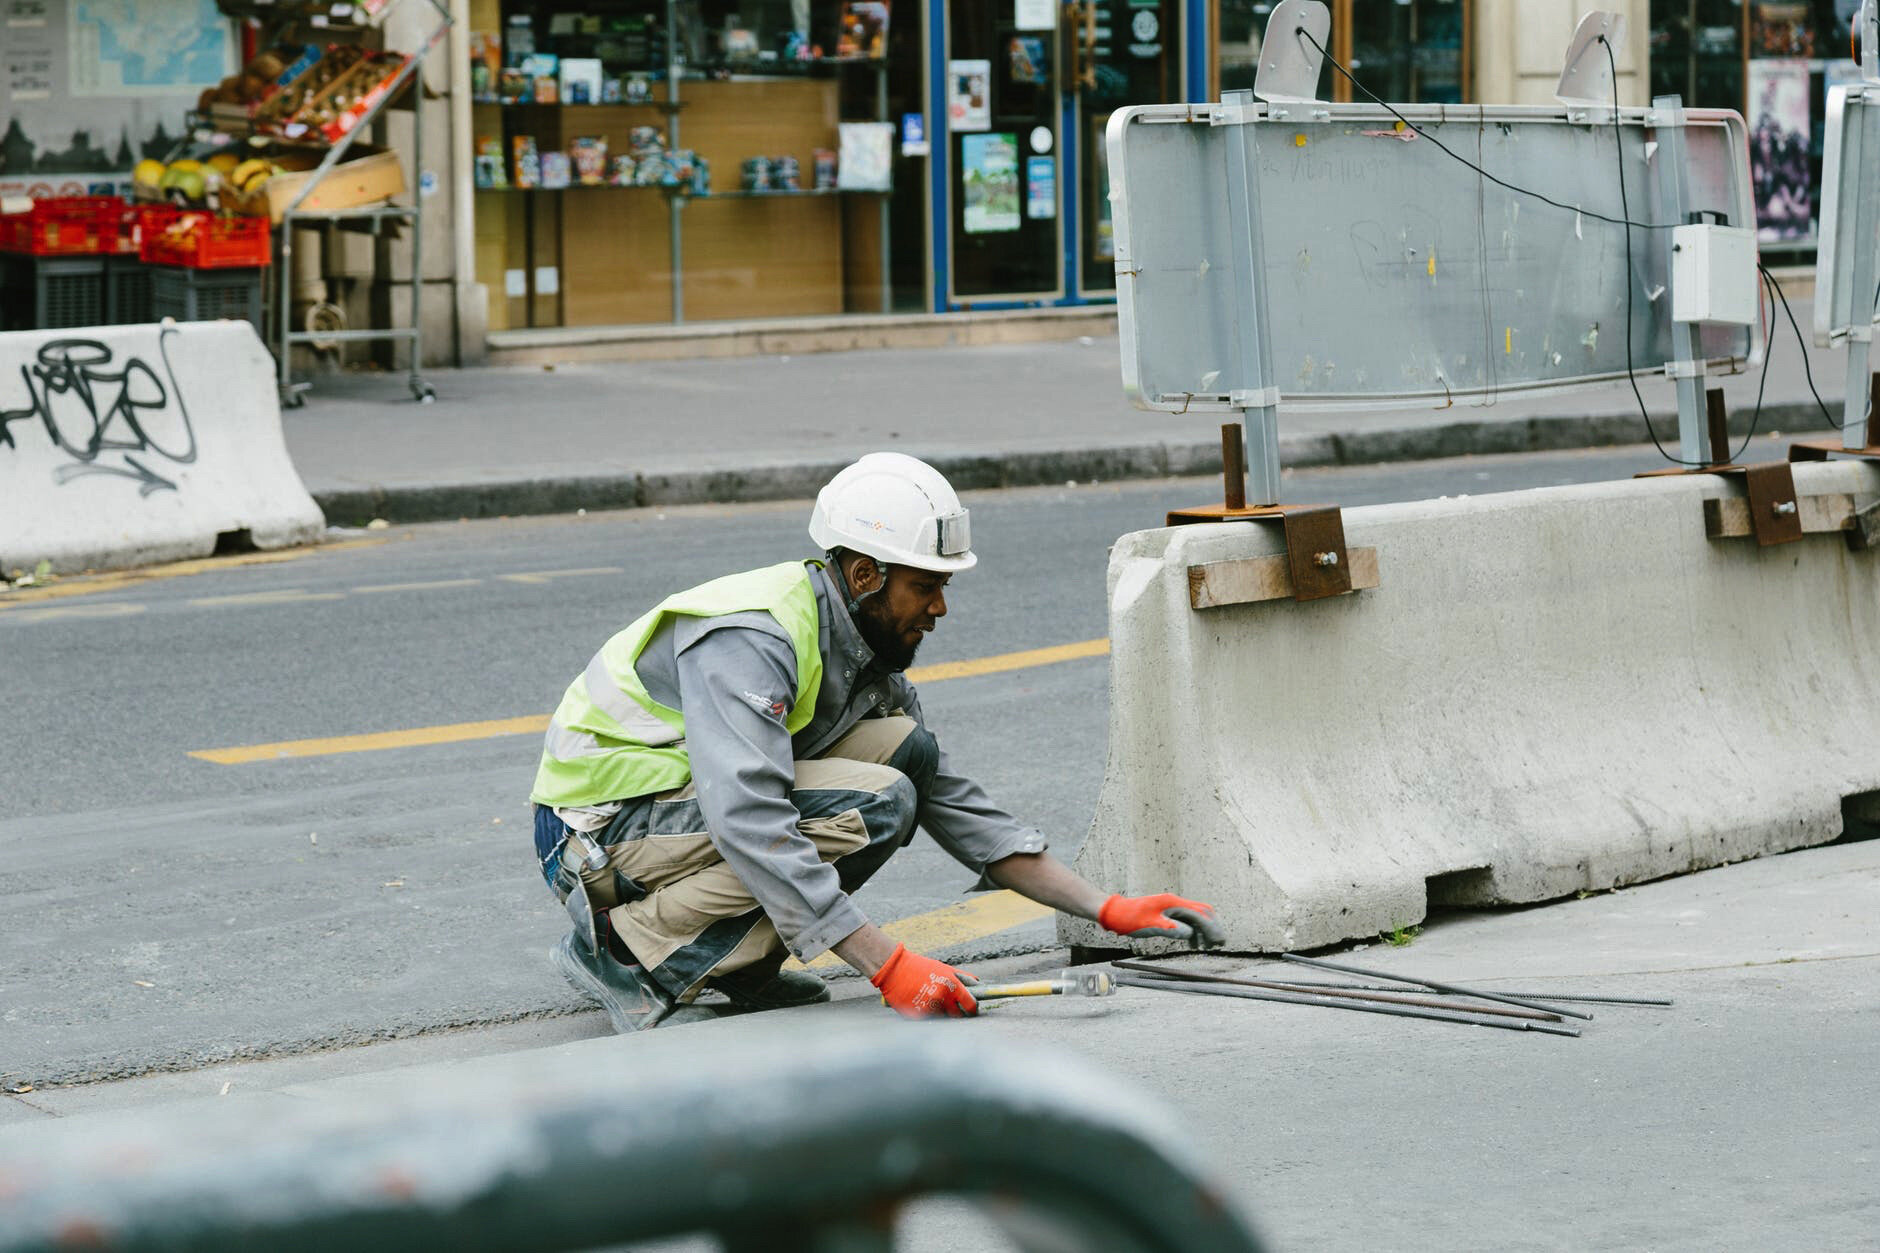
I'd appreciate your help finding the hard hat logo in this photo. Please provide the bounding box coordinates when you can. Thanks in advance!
[809,453,978,573]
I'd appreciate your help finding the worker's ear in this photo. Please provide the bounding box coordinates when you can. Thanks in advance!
[848,555,884,594]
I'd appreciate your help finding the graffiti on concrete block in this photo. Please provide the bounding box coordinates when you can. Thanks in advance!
[0,330,198,496]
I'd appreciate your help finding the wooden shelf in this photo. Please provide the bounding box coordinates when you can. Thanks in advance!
[475,183,670,192]
[473,98,686,111]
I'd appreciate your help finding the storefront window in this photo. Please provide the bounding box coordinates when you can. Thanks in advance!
[1214,0,1467,104]
[1217,0,1269,96]
[1651,0,1866,249]
[1348,0,1464,104]
[471,0,921,329]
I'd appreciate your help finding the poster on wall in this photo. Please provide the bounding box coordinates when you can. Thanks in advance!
[1008,36,1046,84]
[837,120,893,191]
[961,132,1018,233]
[947,59,991,133]
[1015,0,1055,30]
[1,0,233,197]
[1025,154,1054,219]
[1747,58,1813,242]
[1751,2,1813,56]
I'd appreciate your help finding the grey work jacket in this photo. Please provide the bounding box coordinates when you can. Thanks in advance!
[629,562,1047,960]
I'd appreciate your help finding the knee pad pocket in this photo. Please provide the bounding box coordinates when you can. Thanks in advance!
[889,725,939,795]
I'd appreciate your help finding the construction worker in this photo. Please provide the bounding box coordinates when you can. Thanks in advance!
[530,452,1222,1031]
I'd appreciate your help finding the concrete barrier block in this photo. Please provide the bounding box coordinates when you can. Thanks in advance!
[1061,460,1880,953]
[1,321,324,574]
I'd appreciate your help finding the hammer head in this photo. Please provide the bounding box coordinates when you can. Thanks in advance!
[1058,968,1116,998]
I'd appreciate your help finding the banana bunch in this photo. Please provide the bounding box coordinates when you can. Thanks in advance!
[232,158,275,192]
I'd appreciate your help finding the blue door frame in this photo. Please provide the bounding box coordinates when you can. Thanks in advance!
[925,0,1209,313]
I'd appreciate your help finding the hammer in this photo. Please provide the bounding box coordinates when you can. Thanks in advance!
[973,969,1116,1001]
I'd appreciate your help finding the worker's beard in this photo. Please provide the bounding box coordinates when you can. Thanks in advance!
[855,597,923,672]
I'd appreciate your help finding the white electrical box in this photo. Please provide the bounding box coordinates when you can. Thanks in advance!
[1671,223,1758,325]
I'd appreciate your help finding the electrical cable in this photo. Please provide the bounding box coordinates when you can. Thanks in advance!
[1599,32,1685,463]
[1296,21,1870,458]
[1294,24,1732,465]
[1595,35,1769,466]
[1293,26,1686,232]
[1745,266,1779,450]
[1761,262,1849,430]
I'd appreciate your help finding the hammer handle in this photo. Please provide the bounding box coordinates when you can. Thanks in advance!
[974,980,1062,1000]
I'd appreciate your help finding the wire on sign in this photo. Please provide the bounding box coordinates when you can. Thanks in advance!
[1289,20,1854,463]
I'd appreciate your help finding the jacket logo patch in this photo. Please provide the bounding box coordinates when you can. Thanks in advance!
[741,690,787,720]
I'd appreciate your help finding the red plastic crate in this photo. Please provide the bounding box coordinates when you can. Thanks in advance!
[117,203,180,255]
[0,196,123,255]
[139,212,271,269]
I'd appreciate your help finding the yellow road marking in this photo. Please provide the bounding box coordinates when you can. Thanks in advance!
[190,636,1111,765]
[190,715,554,765]
[783,891,1055,972]
[353,578,484,594]
[498,567,625,584]
[188,589,348,608]
[0,601,147,624]
[0,540,388,609]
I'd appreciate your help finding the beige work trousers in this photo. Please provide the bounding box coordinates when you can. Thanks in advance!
[562,716,924,1002]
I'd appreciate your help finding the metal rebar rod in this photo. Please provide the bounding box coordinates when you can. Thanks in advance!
[1111,961,1561,1022]
[1225,977,1672,1007]
[1279,953,1593,1021]
[1111,974,1582,1037]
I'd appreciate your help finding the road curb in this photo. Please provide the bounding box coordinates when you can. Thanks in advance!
[309,400,1838,526]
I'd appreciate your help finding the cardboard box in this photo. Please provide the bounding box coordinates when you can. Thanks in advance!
[226,147,406,222]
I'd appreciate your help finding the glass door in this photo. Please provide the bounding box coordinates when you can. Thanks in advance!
[1070,0,1181,294]
[946,0,1063,301]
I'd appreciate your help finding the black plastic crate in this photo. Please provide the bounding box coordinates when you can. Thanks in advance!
[149,264,263,330]
[0,253,105,330]
[105,254,154,324]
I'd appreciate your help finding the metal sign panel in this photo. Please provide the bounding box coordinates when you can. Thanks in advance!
[1812,85,1880,346]
[1111,102,1757,414]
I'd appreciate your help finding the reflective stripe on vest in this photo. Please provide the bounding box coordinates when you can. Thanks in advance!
[529,561,824,808]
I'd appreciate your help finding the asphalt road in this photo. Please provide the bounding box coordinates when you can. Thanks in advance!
[0,442,1773,1086]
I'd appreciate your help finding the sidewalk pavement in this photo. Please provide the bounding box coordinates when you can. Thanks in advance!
[6,835,1876,1250]
[286,297,1865,525]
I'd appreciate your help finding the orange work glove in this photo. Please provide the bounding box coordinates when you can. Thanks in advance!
[869,943,980,1018]
[1099,893,1225,949]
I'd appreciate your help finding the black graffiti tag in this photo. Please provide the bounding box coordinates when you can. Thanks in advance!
[0,329,198,496]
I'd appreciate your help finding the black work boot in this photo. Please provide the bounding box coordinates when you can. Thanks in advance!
[706,954,831,1011]
[550,931,674,1033]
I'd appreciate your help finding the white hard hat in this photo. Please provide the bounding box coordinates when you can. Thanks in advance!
[809,452,977,573]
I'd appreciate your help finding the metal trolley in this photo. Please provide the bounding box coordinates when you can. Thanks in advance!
[247,0,453,407]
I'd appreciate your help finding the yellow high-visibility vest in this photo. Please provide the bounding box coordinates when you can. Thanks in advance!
[530,561,824,807]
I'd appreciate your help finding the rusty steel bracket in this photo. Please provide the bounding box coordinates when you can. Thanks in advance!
[1738,462,1805,545]
[1789,376,1880,463]
[1636,388,1803,546]
[1167,423,1357,602]
[1167,504,1357,603]
[1648,461,1804,546]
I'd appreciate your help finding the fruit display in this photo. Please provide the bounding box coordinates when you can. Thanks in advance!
[131,158,167,195]
[272,48,410,142]
[253,43,368,128]
[229,158,280,195]
[157,159,206,203]
[197,49,299,114]
[132,153,281,212]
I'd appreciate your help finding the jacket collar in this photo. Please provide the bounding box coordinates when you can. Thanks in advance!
[810,561,878,673]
